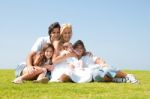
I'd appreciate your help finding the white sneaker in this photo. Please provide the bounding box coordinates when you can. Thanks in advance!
[49,79,62,83]
[112,78,127,83]
[126,74,139,84]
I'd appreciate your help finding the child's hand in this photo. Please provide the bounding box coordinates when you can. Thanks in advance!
[99,64,108,67]
[46,65,54,71]
[70,65,75,70]
[67,52,77,58]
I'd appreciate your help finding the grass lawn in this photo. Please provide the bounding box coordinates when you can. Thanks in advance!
[0,69,150,99]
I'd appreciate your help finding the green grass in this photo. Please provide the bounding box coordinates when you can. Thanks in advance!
[0,70,150,99]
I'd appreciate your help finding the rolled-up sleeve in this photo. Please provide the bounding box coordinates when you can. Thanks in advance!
[31,37,43,52]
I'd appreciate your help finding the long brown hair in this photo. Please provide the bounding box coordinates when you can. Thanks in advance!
[33,43,54,66]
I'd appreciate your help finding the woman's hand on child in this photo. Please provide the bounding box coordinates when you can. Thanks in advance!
[69,64,75,70]
[67,52,77,58]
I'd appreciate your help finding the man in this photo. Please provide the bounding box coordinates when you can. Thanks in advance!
[15,22,61,81]
[27,22,60,66]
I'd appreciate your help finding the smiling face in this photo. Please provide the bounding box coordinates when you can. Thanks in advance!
[60,24,72,43]
[61,27,72,42]
[74,45,85,58]
[73,40,86,58]
[50,28,60,42]
[44,47,54,59]
[63,42,73,51]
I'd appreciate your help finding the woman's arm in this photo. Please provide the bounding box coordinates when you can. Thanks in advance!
[52,52,76,64]
[52,41,77,64]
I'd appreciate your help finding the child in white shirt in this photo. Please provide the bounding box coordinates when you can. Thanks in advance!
[72,40,139,84]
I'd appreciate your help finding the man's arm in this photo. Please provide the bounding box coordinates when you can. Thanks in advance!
[26,37,43,66]
[26,51,36,67]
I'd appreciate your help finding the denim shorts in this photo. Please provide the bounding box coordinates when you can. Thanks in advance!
[15,62,26,78]
[46,71,51,80]
[15,62,52,80]
[92,66,120,82]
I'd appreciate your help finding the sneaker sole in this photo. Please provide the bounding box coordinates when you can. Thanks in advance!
[33,78,49,84]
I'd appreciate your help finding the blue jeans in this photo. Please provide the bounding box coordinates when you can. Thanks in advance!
[92,66,120,82]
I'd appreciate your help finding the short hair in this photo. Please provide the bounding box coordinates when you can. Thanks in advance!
[48,22,60,36]
[73,40,86,55]
[33,43,54,66]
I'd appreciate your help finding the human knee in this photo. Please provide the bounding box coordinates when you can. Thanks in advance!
[58,74,71,82]
[103,75,112,82]
[92,70,104,82]
[42,68,47,73]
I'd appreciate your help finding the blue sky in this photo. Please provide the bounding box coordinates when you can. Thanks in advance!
[0,0,150,70]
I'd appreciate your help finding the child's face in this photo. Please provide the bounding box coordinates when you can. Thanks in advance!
[74,45,84,57]
[63,43,73,51]
[45,47,54,59]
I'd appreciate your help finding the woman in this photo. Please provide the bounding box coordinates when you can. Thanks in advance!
[50,24,77,82]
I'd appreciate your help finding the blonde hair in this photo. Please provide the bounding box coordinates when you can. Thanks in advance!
[60,24,72,35]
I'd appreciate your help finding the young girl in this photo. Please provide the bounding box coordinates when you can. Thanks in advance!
[12,43,55,84]
[72,40,139,84]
